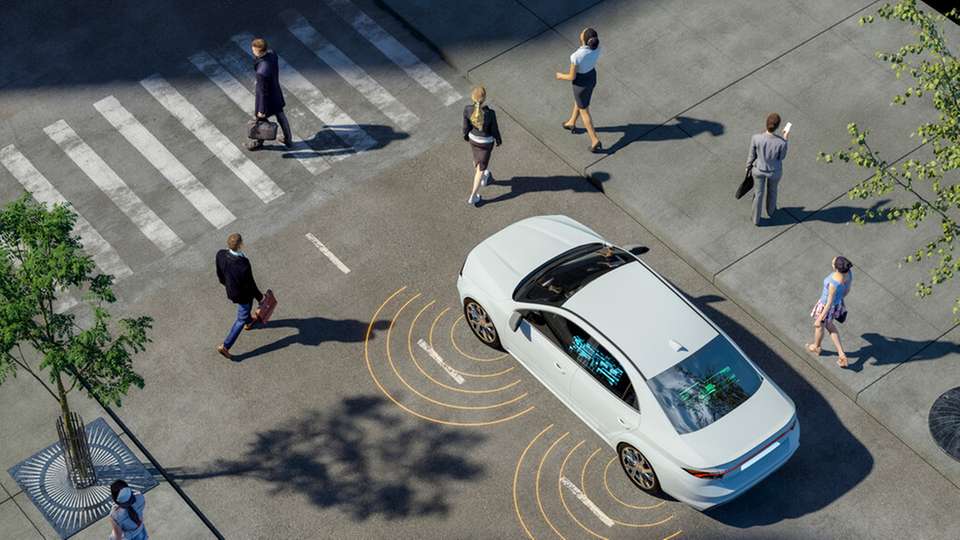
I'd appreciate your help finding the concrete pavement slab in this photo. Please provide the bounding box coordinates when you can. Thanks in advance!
[858,326,960,488]
[714,222,944,398]
[514,0,604,27]
[0,498,42,540]
[470,29,667,173]
[379,0,547,71]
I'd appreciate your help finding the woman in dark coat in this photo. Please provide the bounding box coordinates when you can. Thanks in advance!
[462,86,502,207]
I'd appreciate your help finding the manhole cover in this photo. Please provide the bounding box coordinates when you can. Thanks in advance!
[929,387,960,462]
[7,417,158,538]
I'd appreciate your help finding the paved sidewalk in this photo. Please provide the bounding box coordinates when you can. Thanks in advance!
[382,0,960,487]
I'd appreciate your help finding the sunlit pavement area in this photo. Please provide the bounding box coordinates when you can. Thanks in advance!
[2,0,960,538]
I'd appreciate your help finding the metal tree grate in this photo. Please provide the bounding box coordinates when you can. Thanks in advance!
[929,387,960,462]
[56,412,97,489]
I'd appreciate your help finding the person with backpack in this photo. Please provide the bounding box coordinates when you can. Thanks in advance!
[109,480,147,540]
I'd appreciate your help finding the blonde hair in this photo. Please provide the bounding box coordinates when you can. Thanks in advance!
[469,86,486,130]
[251,38,267,53]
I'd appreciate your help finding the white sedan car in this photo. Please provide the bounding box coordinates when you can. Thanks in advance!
[457,215,799,510]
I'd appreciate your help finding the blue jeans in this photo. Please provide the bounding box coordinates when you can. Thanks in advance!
[223,303,253,350]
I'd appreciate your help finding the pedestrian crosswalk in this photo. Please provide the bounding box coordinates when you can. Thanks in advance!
[0,1,461,290]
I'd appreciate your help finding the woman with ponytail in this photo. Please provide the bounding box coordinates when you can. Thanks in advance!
[556,27,602,153]
[462,86,502,206]
[110,479,148,539]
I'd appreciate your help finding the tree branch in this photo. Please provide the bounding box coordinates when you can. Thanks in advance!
[13,345,59,402]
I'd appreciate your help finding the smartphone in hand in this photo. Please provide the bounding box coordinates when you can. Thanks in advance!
[783,122,793,136]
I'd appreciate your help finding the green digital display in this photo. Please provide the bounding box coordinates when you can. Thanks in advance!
[677,366,737,405]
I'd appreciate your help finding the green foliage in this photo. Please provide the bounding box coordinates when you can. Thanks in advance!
[818,0,960,318]
[0,195,151,407]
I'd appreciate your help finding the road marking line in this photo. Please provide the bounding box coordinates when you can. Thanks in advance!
[231,32,375,161]
[281,10,419,130]
[43,120,185,255]
[416,338,465,384]
[0,145,134,278]
[325,0,461,106]
[140,74,284,203]
[304,232,350,273]
[94,96,236,229]
[561,476,614,527]
[662,531,683,540]
[190,49,330,175]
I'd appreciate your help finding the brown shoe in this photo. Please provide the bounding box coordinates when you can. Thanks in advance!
[217,344,232,360]
[245,140,263,151]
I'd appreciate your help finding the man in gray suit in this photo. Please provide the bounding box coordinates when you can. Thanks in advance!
[746,113,790,225]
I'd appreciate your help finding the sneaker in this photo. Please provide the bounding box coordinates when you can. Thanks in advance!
[217,344,233,360]
[480,170,492,186]
[467,194,482,207]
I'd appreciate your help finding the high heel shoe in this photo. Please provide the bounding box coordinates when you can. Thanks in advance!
[589,140,603,153]
[562,122,576,133]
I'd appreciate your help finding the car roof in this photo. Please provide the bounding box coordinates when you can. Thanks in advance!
[563,261,719,378]
[480,215,603,281]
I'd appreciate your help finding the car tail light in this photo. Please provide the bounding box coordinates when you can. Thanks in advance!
[682,468,726,480]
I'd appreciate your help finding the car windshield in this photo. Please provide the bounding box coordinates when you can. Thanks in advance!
[513,243,635,306]
[646,335,762,434]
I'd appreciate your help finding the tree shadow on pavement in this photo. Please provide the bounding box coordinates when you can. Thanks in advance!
[842,332,960,372]
[481,172,609,205]
[595,115,724,155]
[166,396,485,520]
[680,293,873,526]
[774,199,893,226]
[231,318,389,362]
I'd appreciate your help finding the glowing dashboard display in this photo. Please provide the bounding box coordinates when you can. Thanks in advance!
[568,335,624,387]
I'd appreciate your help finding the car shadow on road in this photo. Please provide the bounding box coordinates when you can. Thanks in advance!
[677,292,874,526]
[480,172,609,205]
[594,115,724,155]
[165,396,485,521]
[231,318,389,362]
[842,332,960,372]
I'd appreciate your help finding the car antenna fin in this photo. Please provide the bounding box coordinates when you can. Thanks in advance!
[669,339,687,353]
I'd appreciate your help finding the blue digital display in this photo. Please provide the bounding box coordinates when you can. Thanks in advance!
[568,335,624,387]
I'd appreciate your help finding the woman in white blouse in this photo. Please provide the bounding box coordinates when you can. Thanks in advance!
[555,27,602,153]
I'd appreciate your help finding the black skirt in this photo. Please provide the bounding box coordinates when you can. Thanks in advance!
[572,69,597,109]
[470,140,494,170]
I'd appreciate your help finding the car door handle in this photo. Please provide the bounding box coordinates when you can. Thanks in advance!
[554,362,565,371]
[617,417,634,429]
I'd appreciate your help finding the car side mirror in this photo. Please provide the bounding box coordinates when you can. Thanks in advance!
[623,244,650,257]
[508,311,523,332]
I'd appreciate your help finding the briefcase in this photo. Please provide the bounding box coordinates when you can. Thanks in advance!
[247,118,278,141]
[735,170,754,199]
[255,289,278,324]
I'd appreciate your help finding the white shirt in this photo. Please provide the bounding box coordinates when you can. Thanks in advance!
[570,45,601,74]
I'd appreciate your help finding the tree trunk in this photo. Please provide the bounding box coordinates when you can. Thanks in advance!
[55,373,96,488]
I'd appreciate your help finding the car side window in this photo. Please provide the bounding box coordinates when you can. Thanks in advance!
[525,310,636,409]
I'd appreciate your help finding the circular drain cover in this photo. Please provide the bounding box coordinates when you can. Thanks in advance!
[929,387,960,462]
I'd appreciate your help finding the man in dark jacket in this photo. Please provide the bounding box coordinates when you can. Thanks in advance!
[216,233,263,359]
[246,37,293,151]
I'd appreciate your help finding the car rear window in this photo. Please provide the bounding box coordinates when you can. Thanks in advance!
[646,335,762,434]
[513,243,635,306]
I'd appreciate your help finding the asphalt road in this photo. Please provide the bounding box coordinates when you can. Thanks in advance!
[2,1,959,539]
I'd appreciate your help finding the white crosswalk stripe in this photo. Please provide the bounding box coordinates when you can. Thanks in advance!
[325,0,461,106]
[281,10,419,130]
[94,95,237,229]
[190,49,331,175]
[43,120,185,255]
[232,32,376,161]
[140,74,285,203]
[0,144,134,278]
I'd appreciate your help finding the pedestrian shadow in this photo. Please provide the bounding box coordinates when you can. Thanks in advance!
[231,318,389,362]
[258,124,410,159]
[480,172,609,205]
[775,199,893,225]
[674,292,873,526]
[841,332,960,372]
[165,396,486,521]
[593,115,724,155]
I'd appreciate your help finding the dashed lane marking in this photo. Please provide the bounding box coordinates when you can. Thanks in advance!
[325,0,462,106]
[417,338,464,384]
[140,74,284,203]
[0,145,133,279]
[428,308,515,378]
[94,95,236,229]
[281,10,419,130]
[231,32,376,160]
[536,432,570,540]
[305,233,350,273]
[559,441,608,540]
[561,476,614,528]
[190,49,331,175]
[43,119,185,255]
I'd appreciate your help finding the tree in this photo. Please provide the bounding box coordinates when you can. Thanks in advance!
[818,0,960,318]
[0,195,151,486]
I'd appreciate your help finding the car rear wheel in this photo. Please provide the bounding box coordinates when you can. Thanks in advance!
[463,298,502,350]
[618,443,661,495]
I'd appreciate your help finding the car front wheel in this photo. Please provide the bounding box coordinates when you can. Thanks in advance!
[618,443,661,495]
[463,298,502,350]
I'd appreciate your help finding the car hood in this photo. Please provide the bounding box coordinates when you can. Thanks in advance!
[673,379,796,469]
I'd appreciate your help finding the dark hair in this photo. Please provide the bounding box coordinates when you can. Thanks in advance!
[110,479,141,526]
[583,28,599,50]
[766,113,781,132]
[834,256,852,274]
